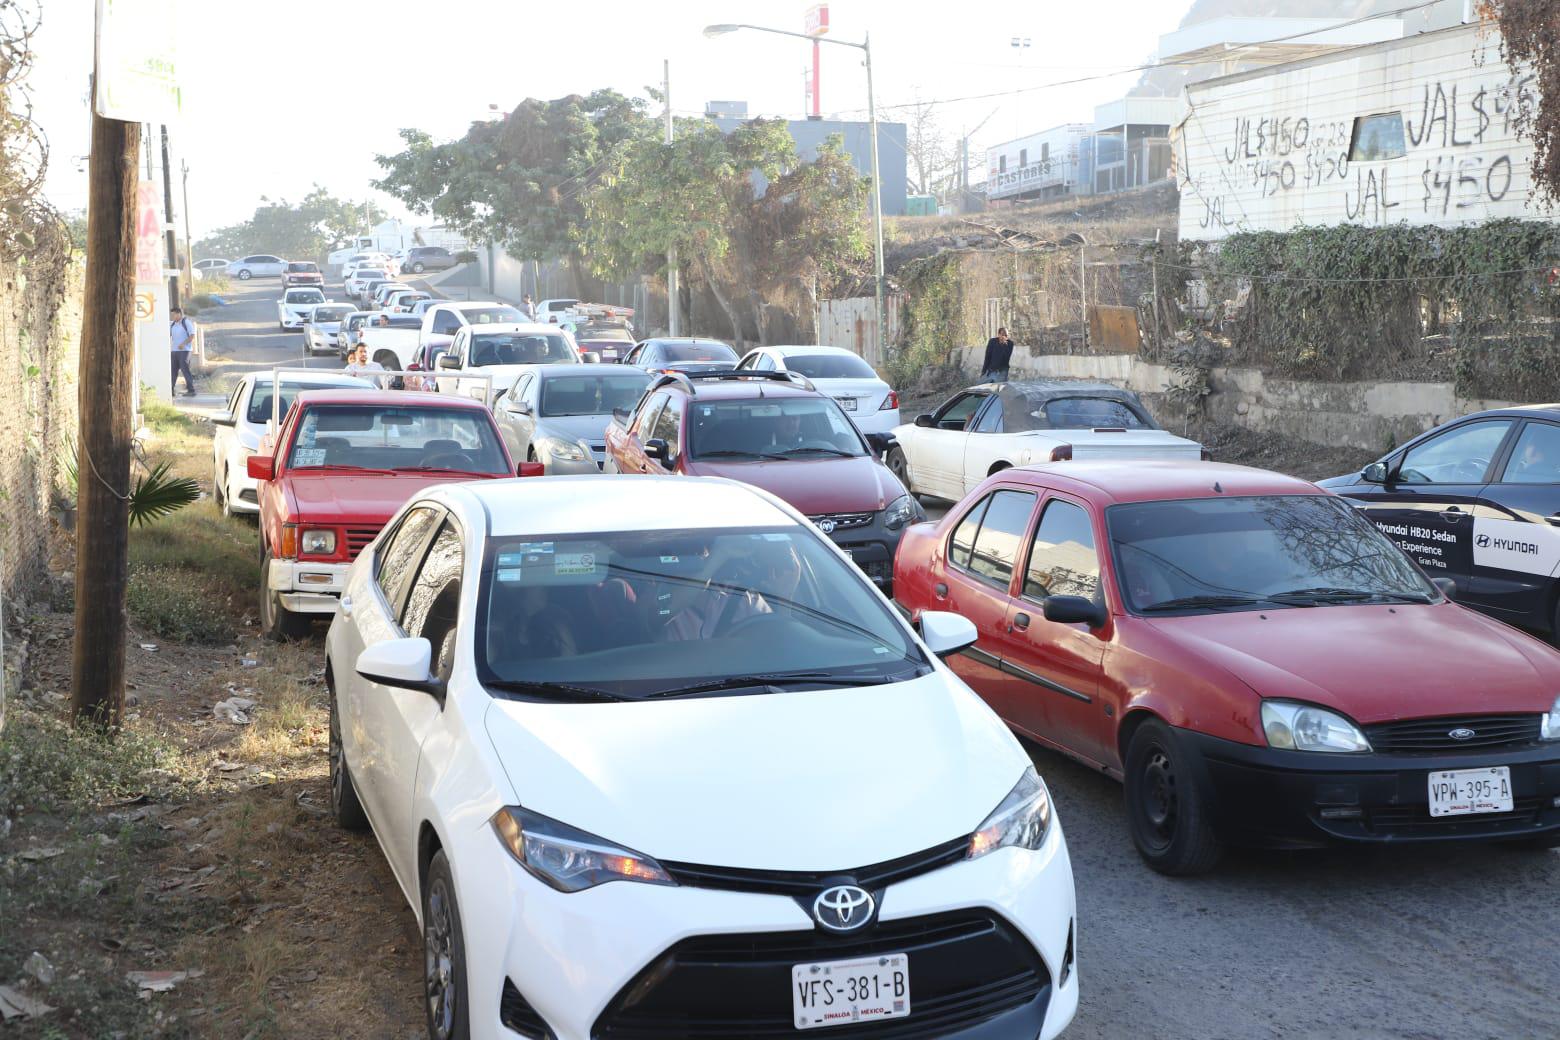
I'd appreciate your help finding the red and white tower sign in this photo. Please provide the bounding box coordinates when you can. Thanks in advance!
[805,4,829,118]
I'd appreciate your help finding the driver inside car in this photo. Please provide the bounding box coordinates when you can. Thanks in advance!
[661,540,804,641]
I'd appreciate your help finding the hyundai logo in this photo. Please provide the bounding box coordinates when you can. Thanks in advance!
[812,885,874,933]
[817,518,837,535]
[1475,534,1490,548]
[1448,727,1477,741]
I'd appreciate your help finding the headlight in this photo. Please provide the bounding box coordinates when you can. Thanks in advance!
[883,493,921,531]
[1261,700,1371,753]
[538,437,588,462]
[1541,695,1560,742]
[491,807,674,892]
[299,528,336,556]
[967,767,1052,860]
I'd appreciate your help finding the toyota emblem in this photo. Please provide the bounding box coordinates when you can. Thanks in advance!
[817,518,837,535]
[1448,727,1477,741]
[812,885,874,933]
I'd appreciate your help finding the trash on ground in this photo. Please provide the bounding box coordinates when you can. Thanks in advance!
[213,696,257,724]
[23,952,54,986]
[127,969,204,995]
[0,985,55,1020]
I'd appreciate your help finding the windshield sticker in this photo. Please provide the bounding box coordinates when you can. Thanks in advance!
[555,551,599,577]
[293,448,326,466]
[496,568,524,583]
[297,425,316,447]
[659,555,680,563]
[510,542,554,557]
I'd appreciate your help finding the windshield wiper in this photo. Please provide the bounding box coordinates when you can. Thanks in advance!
[1139,595,1264,613]
[778,446,858,457]
[698,449,787,461]
[293,463,396,475]
[393,466,495,476]
[644,670,904,700]
[482,678,626,703]
[1267,586,1433,605]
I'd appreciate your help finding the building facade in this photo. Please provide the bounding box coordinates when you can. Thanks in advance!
[1175,22,1545,242]
[985,124,1092,202]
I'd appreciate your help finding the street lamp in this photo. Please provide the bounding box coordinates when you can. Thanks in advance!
[704,22,886,354]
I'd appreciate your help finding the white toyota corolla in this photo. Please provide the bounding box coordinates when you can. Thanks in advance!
[325,476,1078,1040]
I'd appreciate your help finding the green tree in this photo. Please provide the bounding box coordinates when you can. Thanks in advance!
[374,91,649,289]
[581,120,870,341]
[194,187,384,261]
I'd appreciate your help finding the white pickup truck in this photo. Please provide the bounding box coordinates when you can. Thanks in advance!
[433,322,580,399]
[419,300,526,360]
[356,316,425,371]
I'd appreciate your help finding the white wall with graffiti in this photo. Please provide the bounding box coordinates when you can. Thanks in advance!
[1175,23,1546,241]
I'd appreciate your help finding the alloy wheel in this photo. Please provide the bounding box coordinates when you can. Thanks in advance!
[424,879,458,1040]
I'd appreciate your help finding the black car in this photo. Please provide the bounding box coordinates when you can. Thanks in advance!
[1320,405,1560,637]
[623,337,739,376]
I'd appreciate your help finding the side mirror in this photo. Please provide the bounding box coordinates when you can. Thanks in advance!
[914,413,935,428]
[247,455,275,481]
[212,414,237,427]
[918,610,978,658]
[611,407,630,427]
[355,637,442,695]
[645,437,671,465]
[517,460,545,478]
[437,354,461,370]
[1362,461,1389,484]
[1043,595,1107,628]
[1431,576,1457,601]
[512,399,532,415]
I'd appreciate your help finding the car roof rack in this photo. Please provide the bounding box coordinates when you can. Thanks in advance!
[646,370,817,396]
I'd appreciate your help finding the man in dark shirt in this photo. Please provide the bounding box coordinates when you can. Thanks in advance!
[981,327,1013,382]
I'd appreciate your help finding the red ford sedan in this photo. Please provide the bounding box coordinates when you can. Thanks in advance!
[893,460,1560,874]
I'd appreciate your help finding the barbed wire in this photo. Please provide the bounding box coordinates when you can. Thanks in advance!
[1,0,66,263]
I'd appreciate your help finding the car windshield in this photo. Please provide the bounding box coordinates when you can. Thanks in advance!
[1107,495,1437,615]
[312,306,352,322]
[689,397,866,460]
[662,341,737,363]
[1017,395,1151,430]
[286,289,325,303]
[475,526,925,699]
[287,263,316,272]
[539,373,650,417]
[783,353,877,379]
[469,333,574,366]
[247,381,368,424]
[286,405,509,474]
[463,306,524,324]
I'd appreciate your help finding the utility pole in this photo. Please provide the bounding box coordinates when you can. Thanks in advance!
[664,60,681,336]
[159,124,180,309]
[863,33,885,358]
[180,160,194,289]
[71,106,140,728]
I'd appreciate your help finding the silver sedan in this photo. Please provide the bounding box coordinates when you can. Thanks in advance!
[493,364,652,473]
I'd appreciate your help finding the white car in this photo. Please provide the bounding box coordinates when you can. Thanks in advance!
[343,253,396,284]
[372,281,414,310]
[325,476,1078,1040]
[228,254,286,280]
[303,303,356,355]
[736,345,901,438]
[534,297,580,323]
[888,380,1204,501]
[385,289,431,313]
[210,371,373,516]
[277,287,328,330]
[345,268,390,302]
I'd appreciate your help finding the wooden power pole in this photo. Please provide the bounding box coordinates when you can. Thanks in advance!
[70,112,140,728]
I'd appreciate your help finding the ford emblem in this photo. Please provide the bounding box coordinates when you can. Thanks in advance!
[812,885,874,933]
[1448,727,1477,741]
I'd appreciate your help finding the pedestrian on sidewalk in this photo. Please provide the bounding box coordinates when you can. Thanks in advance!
[169,307,198,396]
[981,327,1014,383]
[521,294,537,321]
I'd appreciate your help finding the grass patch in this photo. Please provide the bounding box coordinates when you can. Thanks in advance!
[0,709,185,816]
[129,500,257,599]
[127,564,238,644]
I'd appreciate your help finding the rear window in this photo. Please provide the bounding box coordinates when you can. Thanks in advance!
[463,306,524,324]
[663,342,738,363]
[312,306,352,322]
[1042,397,1150,429]
[783,353,876,379]
[248,381,367,424]
[577,326,634,343]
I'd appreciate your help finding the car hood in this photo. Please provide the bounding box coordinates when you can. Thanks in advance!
[481,673,1026,870]
[1314,472,1362,489]
[1150,603,1560,723]
[688,454,903,514]
[284,471,494,522]
[535,413,614,445]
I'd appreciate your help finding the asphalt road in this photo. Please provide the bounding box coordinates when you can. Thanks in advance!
[192,279,1560,1040]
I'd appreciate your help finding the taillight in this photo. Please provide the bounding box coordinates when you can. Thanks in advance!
[880,390,899,410]
[1049,444,1073,462]
[278,523,298,559]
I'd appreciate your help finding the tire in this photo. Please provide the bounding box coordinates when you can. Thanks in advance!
[412,262,426,274]
[422,850,470,1040]
[238,269,252,280]
[1124,718,1223,876]
[886,447,912,491]
[259,550,312,641]
[217,466,234,519]
[328,678,369,831]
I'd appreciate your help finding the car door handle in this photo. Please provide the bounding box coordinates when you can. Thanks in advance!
[934,582,948,599]
[1548,514,1560,527]
[339,595,353,619]
[1439,507,1467,521]
[1011,612,1030,632]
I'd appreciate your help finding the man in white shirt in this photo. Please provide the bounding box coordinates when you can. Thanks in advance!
[169,307,197,396]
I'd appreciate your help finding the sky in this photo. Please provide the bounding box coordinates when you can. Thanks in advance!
[27,0,1194,239]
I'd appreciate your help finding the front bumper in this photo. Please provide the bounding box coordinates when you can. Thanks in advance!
[1178,728,1560,848]
[266,558,349,614]
[460,822,1077,1040]
[811,510,914,591]
[280,314,311,328]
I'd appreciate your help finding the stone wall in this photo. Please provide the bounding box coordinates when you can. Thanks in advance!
[951,345,1517,452]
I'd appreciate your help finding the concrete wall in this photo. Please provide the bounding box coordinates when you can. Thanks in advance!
[1177,23,1542,241]
[951,345,1518,452]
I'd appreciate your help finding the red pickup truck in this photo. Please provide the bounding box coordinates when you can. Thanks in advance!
[247,387,538,638]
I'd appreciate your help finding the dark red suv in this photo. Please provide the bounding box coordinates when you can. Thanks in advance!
[603,371,921,588]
